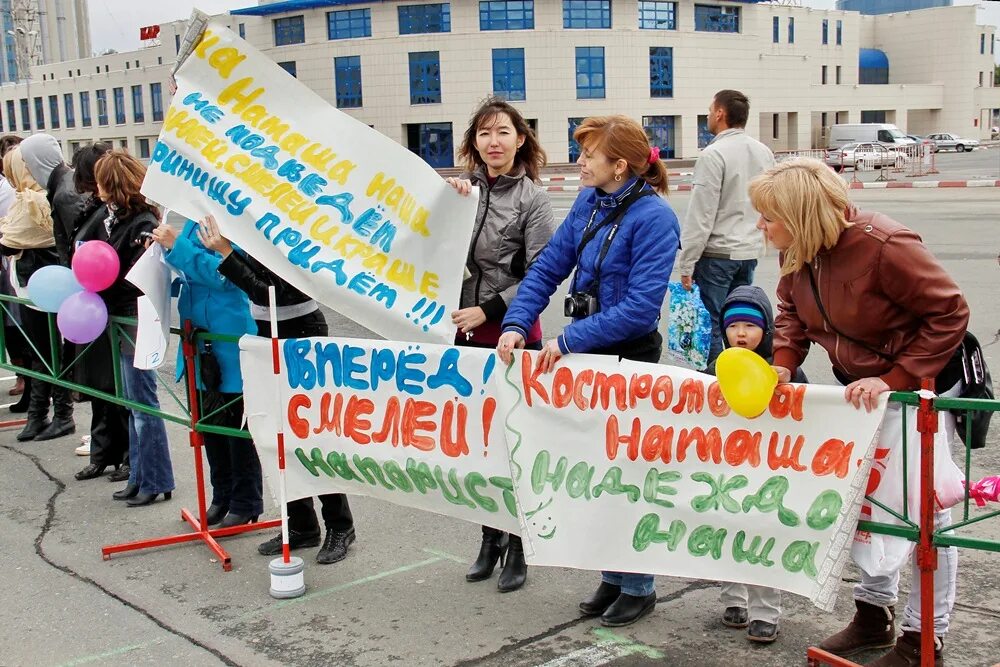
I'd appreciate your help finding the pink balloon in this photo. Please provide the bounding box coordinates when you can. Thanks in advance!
[57,291,109,344]
[72,241,120,292]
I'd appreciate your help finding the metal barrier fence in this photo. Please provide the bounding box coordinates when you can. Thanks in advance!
[2,294,998,661]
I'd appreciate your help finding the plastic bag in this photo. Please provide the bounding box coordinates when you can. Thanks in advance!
[851,399,964,577]
[666,281,712,370]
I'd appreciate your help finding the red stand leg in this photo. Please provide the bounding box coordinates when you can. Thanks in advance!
[101,321,279,571]
[915,378,939,667]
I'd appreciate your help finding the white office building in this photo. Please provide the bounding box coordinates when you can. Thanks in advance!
[0,1,997,166]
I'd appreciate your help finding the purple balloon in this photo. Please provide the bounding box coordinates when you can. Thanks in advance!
[57,291,109,344]
[72,240,120,292]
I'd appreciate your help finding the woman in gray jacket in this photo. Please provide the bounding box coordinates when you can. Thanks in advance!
[446,97,555,593]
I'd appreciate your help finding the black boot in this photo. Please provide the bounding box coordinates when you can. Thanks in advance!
[580,582,622,616]
[205,504,229,526]
[497,535,527,592]
[466,526,508,582]
[16,417,50,441]
[35,386,74,441]
[9,377,30,413]
[112,483,139,500]
[17,375,52,441]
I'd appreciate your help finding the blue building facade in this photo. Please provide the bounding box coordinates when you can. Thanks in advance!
[836,0,951,15]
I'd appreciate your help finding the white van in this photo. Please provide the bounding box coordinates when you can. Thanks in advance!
[828,124,916,149]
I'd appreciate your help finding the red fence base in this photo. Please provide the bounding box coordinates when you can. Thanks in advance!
[807,647,862,667]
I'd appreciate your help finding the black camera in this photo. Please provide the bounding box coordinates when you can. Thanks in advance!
[564,292,598,318]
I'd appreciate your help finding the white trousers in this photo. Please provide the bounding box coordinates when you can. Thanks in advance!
[720,583,782,624]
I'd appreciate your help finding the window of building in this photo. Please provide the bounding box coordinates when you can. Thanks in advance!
[5,100,15,132]
[80,91,91,127]
[772,16,779,43]
[278,61,297,77]
[575,46,605,99]
[695,4,739,33]
[409,51,441,104]
[649,46,673,98]
[132,85,144,122]
[113,87,125,124]
[64,93,75,128]
[175,33,181,53]
[859,48,888,84]
[642,115,677,158]
[861,110,886,124]
[126,61,130,70]
[405,122,454,168]
[788,16,794,43]
[334,55,363,108]
[480,1,534,30]
[34,97,44,129]
[981,33,986,55]
[772,114,779,139]
[979,71,984,87]
[568,117,584,161]
[150,82,164,122]
[238,23,246,39]
[399,3,451,34]
[274,15,305,46]
[638,1,676,30]
[836,65,841,84]
[48,95,59,129]
[697,115,713,149]
[836,19,842,45]
[821,111,828,129]
[822,19,828,45]
[157,57,162,65]
[328,8,371,39]
[564,0,611,29]
[19,98,29,131]
[821,65,827,84]
[492,48,526,101]
[138,138,151,160]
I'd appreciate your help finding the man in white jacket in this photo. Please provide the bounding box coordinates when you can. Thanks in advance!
[678,90,775,364]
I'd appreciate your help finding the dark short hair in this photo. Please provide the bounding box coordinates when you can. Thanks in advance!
[713,89,750,128]
[0,134,22,175]
[73,142,112,194]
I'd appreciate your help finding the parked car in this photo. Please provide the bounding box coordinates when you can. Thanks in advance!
[905,134,924,143]
[825,142,905,171]
[829,123,917,149]
[925,133,979,152]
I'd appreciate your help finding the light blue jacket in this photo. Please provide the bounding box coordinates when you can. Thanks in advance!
[164,220,255,393]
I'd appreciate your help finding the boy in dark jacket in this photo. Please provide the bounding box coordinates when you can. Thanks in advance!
[713,285,806,643]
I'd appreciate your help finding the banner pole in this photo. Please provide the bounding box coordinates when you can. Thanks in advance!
[182,320,210,536]
[916,378,938,667]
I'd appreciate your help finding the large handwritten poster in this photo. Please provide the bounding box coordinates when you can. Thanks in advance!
[141,23,478,343]
[241,336,887,610]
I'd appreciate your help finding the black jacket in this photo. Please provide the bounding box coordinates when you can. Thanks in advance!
[45,165,86,266]
[218,251,313,308]
[100,208,159,317]
[70,197,116,391]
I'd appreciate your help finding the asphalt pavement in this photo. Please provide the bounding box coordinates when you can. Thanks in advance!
[1,189,999,667]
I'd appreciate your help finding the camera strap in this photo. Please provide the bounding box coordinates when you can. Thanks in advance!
[570,186,656,299]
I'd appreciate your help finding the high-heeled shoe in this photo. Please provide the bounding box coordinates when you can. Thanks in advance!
[466,526,508,582]
[219,512,259,527]
[126,491,172,507]
[112,483,139,501]
[205,504,228,526]
[75,463,109,481]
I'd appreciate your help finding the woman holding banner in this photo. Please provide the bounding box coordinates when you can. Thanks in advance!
[497,116,679,626]
[446,96,555,593]
[749,158,968,666]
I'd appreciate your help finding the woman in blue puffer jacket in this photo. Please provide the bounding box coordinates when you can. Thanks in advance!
[497,115,680,628]
[153,217,263,527]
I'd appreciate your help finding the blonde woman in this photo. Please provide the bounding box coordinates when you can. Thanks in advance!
[749,158,968,666]
[0,146,76,442]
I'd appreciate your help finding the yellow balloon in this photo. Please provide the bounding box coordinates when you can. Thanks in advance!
[715,347,779,419]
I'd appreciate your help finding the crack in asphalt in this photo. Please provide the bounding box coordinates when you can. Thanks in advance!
[450,580,716,667]
[2,444,242,667]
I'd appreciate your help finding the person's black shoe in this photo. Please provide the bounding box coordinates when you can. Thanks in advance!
[747,620,779,643]
[16,419,50,442]
[74,463,108,480]
[579,582,622,617]
[497,535,526,592]
[107,465,130,482]
[34,418,75,441]
[466,527,508,582]
[112,483,140,500]
[205,504,228,526]
[126,491,172,507]
[723,606,749,628]
[8,394,29,413]
[220,512,258,528]
[316,527,356,564]
[600,593,657,627]
[257,529,321,556]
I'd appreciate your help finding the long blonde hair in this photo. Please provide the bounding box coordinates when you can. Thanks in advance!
[748,158,851,275]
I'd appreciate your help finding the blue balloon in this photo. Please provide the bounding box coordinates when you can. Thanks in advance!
[26,265,84,313]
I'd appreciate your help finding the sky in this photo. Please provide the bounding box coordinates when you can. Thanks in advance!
[88,0,1000,62]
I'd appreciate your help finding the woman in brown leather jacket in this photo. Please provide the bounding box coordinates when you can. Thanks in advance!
[748,158,969,667]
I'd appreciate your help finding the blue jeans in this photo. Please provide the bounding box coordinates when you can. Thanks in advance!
[121,353,175,495]
[693,257,758,364]
[602,571,655,597]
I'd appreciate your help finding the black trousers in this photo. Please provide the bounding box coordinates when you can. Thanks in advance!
[19,307,73,422]
[202,394,264,516]
[89,397,129,467]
